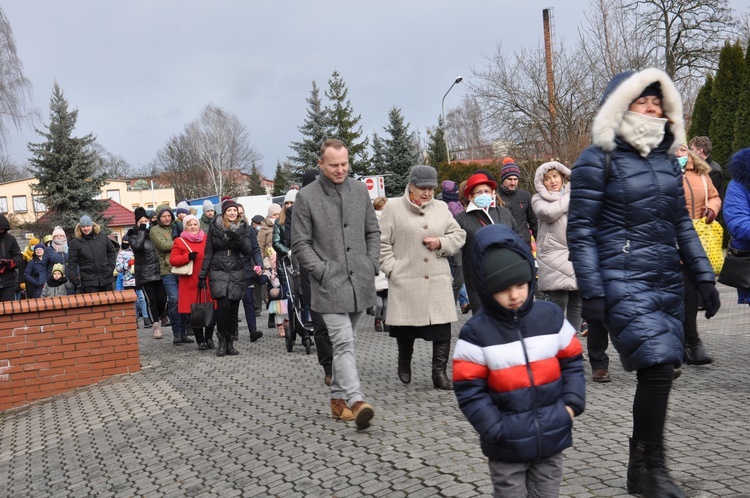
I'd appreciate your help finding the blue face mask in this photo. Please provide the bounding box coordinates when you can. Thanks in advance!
[473,193,493,209]
[677,156,688,168]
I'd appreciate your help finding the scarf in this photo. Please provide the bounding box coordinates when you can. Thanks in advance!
[180,229,205,243]
[618,111,667,157]
[46,275,68,287]
[52,239,68,253]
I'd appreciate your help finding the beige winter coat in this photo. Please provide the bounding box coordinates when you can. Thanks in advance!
[531,161,578,292]
[379,190,466,326]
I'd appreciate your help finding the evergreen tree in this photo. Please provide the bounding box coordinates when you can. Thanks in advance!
[272,160,291,196]
[378,106,420,196]
[324,70,370,177]
[247,163,265,195]
[426,116,448,168]
[689,74,713,139]
[288,80,329,181]
[370,132,387,175]
[709,41,745,166]
[733,43,750,152]
[28,83,109,230]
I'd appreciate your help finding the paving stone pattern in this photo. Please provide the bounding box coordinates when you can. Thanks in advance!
[2,284,750,497]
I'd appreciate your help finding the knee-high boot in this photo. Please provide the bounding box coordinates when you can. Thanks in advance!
[431,341,453,390]
[397,339,414,384]
[627,437,685,498]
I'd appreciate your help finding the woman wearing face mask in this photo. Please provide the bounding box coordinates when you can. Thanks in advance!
[677,148,721,366]
[455,172,521,314]
[567,68,720,497]
[128,207,168,339]
[531,162,582,334]
[379,165,466,389]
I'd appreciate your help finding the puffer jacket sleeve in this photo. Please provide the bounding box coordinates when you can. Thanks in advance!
[557,320,586,416]
[452,323,505,443]
[724,180,750,247]
[199,231,215,280]
[567,146,608,300]
[532,191,569,224]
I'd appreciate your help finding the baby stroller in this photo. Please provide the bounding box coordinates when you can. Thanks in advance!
[281,254,314,354]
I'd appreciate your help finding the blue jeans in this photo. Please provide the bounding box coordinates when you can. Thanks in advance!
[458,284,469,307]
[135,288,149,319]
[161,274,183,338]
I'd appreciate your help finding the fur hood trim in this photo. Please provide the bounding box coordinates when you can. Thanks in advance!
[728,148,750,191]
[534,161,571,197]
[74,222,101,238]
[592,67,684,154]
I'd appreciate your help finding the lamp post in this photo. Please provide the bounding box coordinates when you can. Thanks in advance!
[441,76,463,164]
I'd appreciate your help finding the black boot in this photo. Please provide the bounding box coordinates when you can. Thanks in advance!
[684,341,713,365]
[205,329,214,349]
[627,438,685,498]
[397,339,414,384]
[267,313,275,329]
[216,332,226,357]
[143,316,153,328]
[431,341,453,390]
[226,338,239,355]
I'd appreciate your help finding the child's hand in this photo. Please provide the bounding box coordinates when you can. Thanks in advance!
[566,406,575,420]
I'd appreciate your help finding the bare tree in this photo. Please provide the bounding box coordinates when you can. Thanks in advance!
[630,0,737,83]
[185,104,262,197]
[152,132,205,200]
[445,96,494,160]
[0,153,25,182]
[88,142,133,179]
[470,41,599,165]
[0,8,36,152]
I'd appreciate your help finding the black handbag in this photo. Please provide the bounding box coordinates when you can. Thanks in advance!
[190,288,216,328]
[717,244,750,289]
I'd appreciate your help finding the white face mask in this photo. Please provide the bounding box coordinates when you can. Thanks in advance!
[618,111,667,157]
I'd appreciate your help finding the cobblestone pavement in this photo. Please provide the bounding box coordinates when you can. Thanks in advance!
[2,284,750,497]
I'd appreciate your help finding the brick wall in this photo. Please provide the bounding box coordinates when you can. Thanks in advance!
[0,290,140,411]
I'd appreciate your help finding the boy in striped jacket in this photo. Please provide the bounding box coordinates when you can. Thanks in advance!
[453,224,585,497]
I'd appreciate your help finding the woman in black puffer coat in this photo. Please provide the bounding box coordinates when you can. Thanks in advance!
[129,207,167,339]
[199,199,255,357]
[568,68,720,497]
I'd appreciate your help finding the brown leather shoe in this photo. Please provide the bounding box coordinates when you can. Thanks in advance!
[350,401,374,431]
[592,369,611,383]
[330,399,354,421]
[461,303,471,314]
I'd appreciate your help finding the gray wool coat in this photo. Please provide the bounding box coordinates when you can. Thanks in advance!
[292,174,380,314]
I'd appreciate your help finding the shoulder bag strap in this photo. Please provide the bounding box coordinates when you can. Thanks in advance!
[180,238,192,253]
[701,174,709,216]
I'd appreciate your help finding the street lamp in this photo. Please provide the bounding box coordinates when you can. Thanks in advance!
[441,76,463,164]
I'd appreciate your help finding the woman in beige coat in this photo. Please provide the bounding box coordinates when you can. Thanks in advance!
[531,161,581,333]
[379,165,466,389]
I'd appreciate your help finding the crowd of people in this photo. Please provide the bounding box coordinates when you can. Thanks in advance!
[3,66,750,497]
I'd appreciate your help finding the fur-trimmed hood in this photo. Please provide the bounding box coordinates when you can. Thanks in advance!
[728,148,750,192]
[592,67,684,154]
[533,161,571,200]
[74,222,102,238]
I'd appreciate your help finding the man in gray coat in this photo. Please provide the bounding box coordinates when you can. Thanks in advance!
[292,139,380,431]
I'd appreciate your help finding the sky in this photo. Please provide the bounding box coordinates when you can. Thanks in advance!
[3,1,750,179]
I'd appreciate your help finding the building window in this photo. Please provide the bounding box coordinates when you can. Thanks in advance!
[0,197,7,214]
[12,196,27,213]
[33,195,46,213]
[107,190,121,203]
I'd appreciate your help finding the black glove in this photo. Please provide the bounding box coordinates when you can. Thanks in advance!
[226,231,240,241]
[198,278,206,290]
[581,297,606,324]
[697,281,720,319]
[188,252,198,261]
[138,223,148,232]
